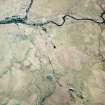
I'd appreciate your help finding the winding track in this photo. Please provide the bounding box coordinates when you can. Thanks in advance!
[0,0,105,27]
